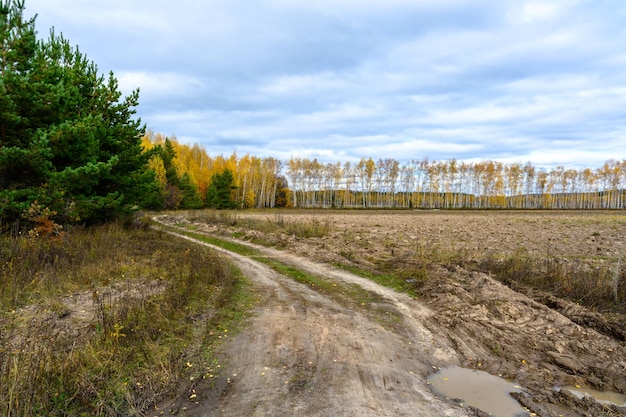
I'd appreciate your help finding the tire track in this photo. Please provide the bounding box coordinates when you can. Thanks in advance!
[154,220,469,417]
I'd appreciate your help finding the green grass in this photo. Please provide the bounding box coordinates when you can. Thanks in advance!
[166,215,421,298]
[331,262,419,298]
[160,223,394,316]
[176,229,261,256]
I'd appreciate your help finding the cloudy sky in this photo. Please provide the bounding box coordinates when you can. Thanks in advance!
[26,0,626,168]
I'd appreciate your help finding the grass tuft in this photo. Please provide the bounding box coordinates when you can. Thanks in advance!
[477,252,626,312]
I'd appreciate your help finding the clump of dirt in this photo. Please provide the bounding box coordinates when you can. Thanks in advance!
[420,264,626,415]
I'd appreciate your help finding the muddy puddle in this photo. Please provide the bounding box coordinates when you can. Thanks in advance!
[427,366,528,417]
[563,385,626,407]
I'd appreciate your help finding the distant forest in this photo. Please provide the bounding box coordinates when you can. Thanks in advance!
[2,0,624,232]
[144,133,626,211]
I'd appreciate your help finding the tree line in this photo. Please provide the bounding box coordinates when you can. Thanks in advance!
[285,157,626,209]
[143,133,626,211]
[141,132,289,210]
[0,0,285,228]
[2,0,624,232]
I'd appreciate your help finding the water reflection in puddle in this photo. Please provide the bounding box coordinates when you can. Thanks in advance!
[563,386,626,407]
[427,366,528,417]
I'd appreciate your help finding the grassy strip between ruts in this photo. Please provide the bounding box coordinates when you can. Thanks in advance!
[170,213,424,298]
[0,223,253,417]
[159,224,405,318]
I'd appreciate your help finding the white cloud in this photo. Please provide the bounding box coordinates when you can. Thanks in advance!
[260,73,349,97]
[24,0,626,168]
[117,71,203,98]
[521,2,559,23]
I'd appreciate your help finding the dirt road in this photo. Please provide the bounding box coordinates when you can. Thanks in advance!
[155,213,626,417]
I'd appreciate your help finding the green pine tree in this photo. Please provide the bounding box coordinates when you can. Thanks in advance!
[0,0,161,226]
[205,168,238,209]
[178,173,203,209]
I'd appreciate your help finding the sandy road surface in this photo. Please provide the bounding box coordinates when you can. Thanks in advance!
[156,226,469,416]
[155,214,626,417]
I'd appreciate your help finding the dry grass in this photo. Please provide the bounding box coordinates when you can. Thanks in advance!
[161,209,626,348]
[190,210,332,239]
[0,220,248,416]
[372,236,625,314]
[188,210,626,315]
[477,251,626,312]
